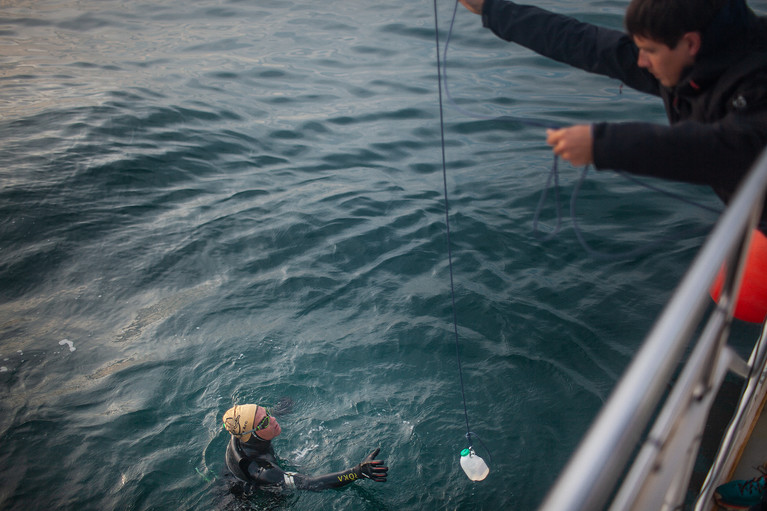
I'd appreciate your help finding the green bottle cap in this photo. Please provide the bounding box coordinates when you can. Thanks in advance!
[460,448,470,456]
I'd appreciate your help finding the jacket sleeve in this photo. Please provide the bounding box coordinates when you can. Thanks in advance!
[481,0,660,96]
[592,107,767,192]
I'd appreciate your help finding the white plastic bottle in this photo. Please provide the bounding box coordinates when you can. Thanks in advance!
[460,448,489,481]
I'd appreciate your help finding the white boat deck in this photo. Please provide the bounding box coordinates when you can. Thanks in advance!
[731,399,767,483]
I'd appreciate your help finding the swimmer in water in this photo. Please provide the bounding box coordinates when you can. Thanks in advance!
[222,402,388,490]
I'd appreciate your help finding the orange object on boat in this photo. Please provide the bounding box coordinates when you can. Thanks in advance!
[711,229,767,323]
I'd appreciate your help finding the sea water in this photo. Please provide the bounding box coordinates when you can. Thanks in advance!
[1,0,764,509]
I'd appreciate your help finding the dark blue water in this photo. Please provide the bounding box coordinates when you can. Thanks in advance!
[2,1,764,509]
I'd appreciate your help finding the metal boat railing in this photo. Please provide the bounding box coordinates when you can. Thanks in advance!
[539,147,767,511]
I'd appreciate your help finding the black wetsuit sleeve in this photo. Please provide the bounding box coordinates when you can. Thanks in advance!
[480,0,660,96]
[247,463,290,486]
[291,466,363,491]
[246,461,364,490]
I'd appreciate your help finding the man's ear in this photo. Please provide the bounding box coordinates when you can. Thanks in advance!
[682,31,703,58]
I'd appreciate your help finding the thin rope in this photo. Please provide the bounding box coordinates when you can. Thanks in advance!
[532,154,564,240]
[434,0,473,447]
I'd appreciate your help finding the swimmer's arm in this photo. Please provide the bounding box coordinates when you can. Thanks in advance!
[287,448,389,491]
[244,460,357,490]
[289,467,363,490]
[247,464,289,486]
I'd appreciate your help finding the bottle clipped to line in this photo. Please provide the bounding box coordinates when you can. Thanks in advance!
[460,447,489,481]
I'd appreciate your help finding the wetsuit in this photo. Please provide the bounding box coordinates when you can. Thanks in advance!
[225,435,385,490]
[479,0,767,228]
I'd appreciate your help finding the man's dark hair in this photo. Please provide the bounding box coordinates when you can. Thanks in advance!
[625,0,727,47]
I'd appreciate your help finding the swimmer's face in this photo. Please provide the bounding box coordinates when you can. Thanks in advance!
[254,411,281,440]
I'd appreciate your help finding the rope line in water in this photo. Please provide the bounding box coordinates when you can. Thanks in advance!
[433,0,473,448]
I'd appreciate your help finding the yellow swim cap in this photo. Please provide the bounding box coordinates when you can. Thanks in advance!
[223,404,259,442]
[223,404,281,442]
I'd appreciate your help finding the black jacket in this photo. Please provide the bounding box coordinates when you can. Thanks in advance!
[481,0,767,225]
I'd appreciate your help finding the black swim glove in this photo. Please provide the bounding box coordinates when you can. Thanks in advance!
[355,448,388,482]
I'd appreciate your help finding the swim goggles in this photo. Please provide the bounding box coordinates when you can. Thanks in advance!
[240,406,271,436]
